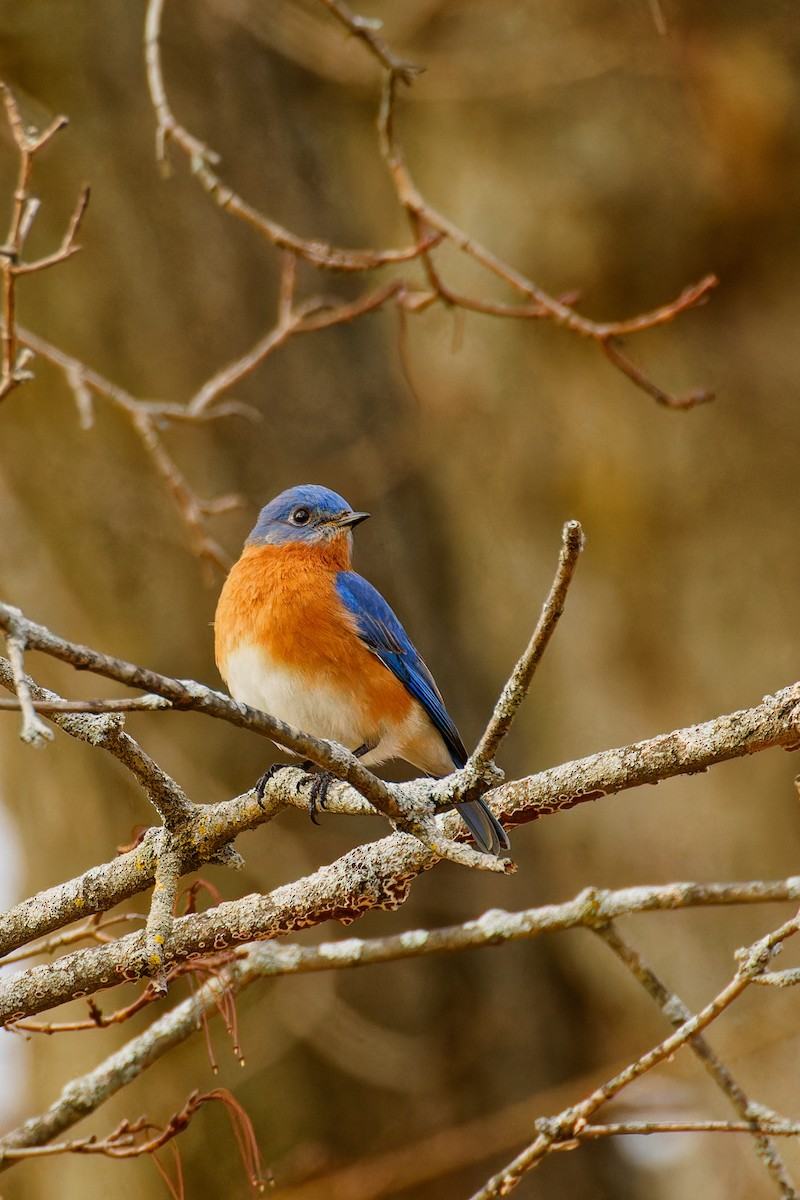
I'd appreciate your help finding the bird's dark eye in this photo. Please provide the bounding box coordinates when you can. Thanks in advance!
[290,507,311,525]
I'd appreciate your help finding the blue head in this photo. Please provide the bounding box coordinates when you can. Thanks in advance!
[246,485,370,547]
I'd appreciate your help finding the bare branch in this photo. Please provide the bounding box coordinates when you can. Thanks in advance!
[187,278,407,416]
[0,656,193,828]
[14,323,245,562]
[0,84,88,402]
[470,907,800,1197]
[0,696,172,714]
[473,520,585,769]
[317,0,423,83]
[3,872,800,1029]
[601,334,715,410]
[490,680,800,828]
[144,838,182,990]
[377,71,717,407]
[143,0,429,271]
[3,877,800,1168]
[0,1088,270,1193]
[3,624,53,747]
[1,604,799,921]
[596,921,798,1195]
[0,601,429,827]
[2,912,145,967]
[752,968,800,988]
[14,185,90,275]
[577,1119,800,1138]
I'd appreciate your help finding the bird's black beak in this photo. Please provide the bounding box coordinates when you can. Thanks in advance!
[336,510,370,529]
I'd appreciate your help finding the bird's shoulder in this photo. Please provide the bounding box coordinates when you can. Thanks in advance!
[334,570,414,656]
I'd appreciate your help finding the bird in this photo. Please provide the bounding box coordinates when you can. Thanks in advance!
[214,484,509,857]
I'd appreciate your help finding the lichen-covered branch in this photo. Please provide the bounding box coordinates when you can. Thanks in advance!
[492,681,800,827]
[2,877,799,1168]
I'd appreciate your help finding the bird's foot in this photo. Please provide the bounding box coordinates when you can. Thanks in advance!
[254,762,296,808]
[306,771,336,825]
[257,757,356,823]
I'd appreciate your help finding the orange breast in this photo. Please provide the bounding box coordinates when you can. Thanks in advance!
[214,540,413,736]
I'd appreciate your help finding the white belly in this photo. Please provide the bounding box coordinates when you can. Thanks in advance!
[223,642,366,749]
[222,641,453,775]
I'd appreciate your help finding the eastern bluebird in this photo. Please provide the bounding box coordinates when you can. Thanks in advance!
[214,485,509,856]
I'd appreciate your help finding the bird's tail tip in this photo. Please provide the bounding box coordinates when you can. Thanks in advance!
[457,797,510,857]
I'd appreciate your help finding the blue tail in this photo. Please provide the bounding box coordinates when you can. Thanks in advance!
[457,798,510,857]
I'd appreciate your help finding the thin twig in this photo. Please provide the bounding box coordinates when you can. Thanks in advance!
[15,322,246,567]
[578,1119,800,1138]
[13,185,90,275]
[752,969,800,988]
[596,921,798,1196]
[0,1088,269,1191]
[377,71,717,407]
[0,696,172,714]
[143,0,428,270]
[602,335,715,410]
[469,909,800,1198]
[3,626,53,747]
[473,520,585,768]
[9,954,234,1033]
[0,83,88,403]
[317,0,423,82]
[0,655,193,827]
[187,277,407,415]
[1,913,146,966]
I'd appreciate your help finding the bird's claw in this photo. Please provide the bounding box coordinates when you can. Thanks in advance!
[254,762,294,808]
[307,771,335,825]
[253,761,335,826]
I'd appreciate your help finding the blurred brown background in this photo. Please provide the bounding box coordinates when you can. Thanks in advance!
[1,1,800,1197]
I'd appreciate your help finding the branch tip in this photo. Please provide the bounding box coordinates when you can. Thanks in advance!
[473,519,585,767]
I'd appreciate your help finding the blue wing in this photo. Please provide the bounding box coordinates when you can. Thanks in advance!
[335,570,467,769]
